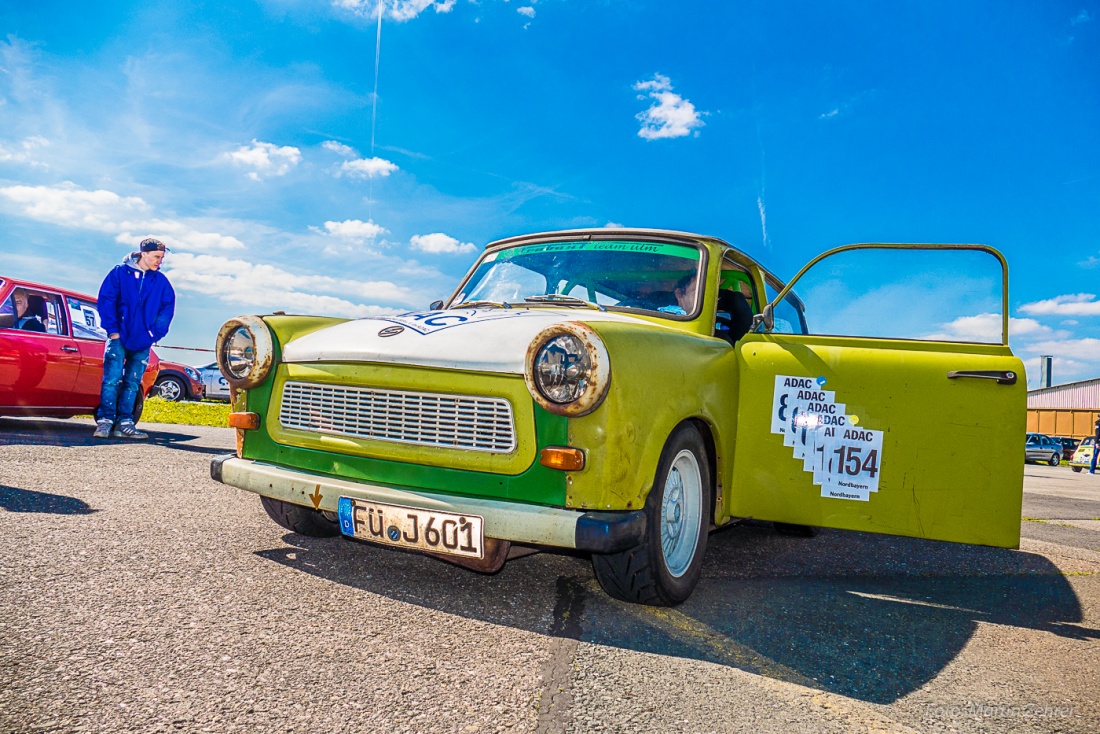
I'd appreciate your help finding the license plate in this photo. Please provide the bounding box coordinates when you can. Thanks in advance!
[337,497,484,559]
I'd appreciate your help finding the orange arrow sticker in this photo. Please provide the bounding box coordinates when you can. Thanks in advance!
[309,485,323,510]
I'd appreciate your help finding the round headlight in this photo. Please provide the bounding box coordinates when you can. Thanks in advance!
[216,315,275,389]
[224,326,255,379]
[524,322,611,417]
[534,334,591,403]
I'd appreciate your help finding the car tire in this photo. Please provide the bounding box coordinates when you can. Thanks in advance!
[260,496,340,537]
[592,423,710,606]
[1072,466,1083,473]
[154,375,186,402]
[133,389,145,424]
[774,522,818,537]
[1049,453,1061,467]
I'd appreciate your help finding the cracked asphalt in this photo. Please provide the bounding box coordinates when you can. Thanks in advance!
[1,418,1098,733]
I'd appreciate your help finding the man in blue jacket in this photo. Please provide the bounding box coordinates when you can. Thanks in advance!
[93,238,176,439]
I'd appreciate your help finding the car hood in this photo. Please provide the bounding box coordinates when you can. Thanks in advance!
[280,308,649,375]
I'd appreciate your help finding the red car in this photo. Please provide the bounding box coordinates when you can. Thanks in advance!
[154,360,205,402]
[0,276,160,420]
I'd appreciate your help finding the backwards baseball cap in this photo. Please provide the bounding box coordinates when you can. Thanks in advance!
[140,237,169,252]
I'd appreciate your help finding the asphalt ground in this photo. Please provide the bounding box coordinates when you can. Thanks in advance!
[1,418,1097,733]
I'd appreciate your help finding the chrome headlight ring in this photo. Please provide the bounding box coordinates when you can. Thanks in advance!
[524,322,611,417]
[215,315,274,389]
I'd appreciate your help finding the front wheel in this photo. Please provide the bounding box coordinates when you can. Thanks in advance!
[1049,453,1061,467]
[1072,466,1083,473]
[592,423,710,606]
[260,496,340,537]
[155,375,186,402]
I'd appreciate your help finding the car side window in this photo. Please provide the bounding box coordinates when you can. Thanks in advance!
[764,281,809,335]
[67,297,108,341]
[715,257,759,344]
[0,288,66,335]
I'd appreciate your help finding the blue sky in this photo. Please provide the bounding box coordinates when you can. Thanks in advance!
[0,0,1097,386]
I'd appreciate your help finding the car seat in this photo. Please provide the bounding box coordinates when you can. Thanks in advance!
[21,295,48,333]
[715,290,754,345]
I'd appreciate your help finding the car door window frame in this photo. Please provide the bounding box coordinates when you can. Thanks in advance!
[758,243,1010,346]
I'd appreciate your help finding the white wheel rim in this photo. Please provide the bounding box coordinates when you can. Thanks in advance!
[159,380,181,400]
[661,449,703,578]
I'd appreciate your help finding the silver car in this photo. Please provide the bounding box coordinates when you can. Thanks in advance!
[196,362,231,401]
[1025,432,1061,466]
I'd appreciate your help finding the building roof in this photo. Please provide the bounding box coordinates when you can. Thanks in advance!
[1027,377,1100,409]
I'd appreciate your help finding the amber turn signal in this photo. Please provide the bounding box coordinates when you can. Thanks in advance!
[539,446,585,472]
[228,412,260,430]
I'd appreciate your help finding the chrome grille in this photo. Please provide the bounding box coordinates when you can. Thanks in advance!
[278,381,516,453]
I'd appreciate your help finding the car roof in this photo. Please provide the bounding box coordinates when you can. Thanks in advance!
[0,275,97,302]
[481,228,793,296]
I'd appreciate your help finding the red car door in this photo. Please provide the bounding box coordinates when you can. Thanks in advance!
[0,287,83,410]
[66,295,111,406]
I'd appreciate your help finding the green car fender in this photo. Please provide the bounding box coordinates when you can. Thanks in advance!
[566,320,738,518]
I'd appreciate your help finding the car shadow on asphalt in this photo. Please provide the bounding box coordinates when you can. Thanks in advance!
[254,519,1099,705]
[0,417,230,455]
[0,484,96,514]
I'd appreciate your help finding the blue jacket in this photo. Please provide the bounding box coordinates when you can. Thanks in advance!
[98,255,176,351]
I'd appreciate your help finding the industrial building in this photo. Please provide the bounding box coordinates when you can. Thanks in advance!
[1027,374,1100,438]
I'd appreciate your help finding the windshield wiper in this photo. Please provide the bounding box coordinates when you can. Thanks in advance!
[523,294,606,312]
[452,300,512,309]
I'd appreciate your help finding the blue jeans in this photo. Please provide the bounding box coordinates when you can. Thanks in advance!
[1091,442,1099,474]
[95,339,150,425]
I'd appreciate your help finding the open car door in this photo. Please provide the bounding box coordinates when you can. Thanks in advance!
[729,244,1025,548]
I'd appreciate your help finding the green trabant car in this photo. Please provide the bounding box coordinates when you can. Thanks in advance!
[210,229,1026,606]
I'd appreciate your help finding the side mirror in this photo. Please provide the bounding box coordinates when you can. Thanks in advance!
[752,304,774,332]
[429,300,444,311]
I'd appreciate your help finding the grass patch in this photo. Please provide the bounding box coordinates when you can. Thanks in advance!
[1022,517,1049,524]
[141,397,230,427]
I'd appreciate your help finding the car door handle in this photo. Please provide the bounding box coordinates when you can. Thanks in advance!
[947,369,1017,385]
[60,345,79,353]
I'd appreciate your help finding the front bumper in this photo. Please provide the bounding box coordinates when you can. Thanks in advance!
[210,454,645,554]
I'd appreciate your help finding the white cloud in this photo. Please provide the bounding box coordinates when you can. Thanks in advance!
[322,140,356,157]
[333,0,456,22]
[227,139,302,180]
[603,221,624,228]
[339,156,399,178]
[1026,338,1100,361]
[166,252,414,316]
[0,182,245,251]
[1022,354,1085,387]
[1071,10,1091,25]
[0,136,49,168]
[633,74,705,141]
[819,108,840,120]
[324,219,388,241]
[517,7,535,18]
[923,313,1055,342]
[410,232,476,254]
[1019,293,1100,316]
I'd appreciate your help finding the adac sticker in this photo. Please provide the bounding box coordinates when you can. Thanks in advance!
[379,308,539,335]
[771,374,883,501]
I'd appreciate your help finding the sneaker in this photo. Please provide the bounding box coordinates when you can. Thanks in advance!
[112,422,149,440]
[92,421,113,439]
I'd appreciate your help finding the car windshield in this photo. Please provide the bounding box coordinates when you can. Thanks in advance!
[453,239,704,318]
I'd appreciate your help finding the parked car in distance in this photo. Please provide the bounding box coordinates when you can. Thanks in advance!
[1070,437,1094,473]
[1025,432,1062,466]
[1055,436,1080,461]
[209,229,1026,606]
[196,362,231,401]
[154,360,204,402]
[0,276,159,420]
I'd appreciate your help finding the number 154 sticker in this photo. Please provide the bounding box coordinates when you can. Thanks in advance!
[772,374,884,501]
